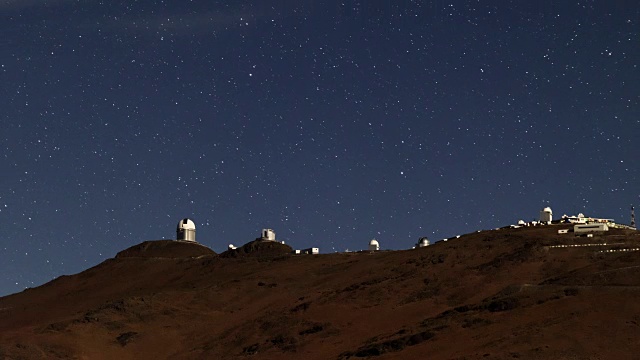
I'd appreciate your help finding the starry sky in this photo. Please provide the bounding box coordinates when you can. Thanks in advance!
[1,1,639,296]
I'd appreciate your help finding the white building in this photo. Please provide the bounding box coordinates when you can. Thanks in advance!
[540,207,553,224]
[562,213,587,224]
[261,228,276,241]
[368,239,380,251]
[228,244,237,250]
[574,223,609,234]
[176,218,196,242]
[562,213,614,225]
[417,237,430,248]
[301,247,319,255]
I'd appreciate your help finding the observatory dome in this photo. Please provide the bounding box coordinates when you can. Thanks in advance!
[261,228,276,241]
[418,237,430,248]
[178,218,196,230]
[539,207,553,224]
[176,218,196,242]
[368,239,380,251]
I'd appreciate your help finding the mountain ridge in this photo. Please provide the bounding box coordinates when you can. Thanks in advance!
[1,226,639,359]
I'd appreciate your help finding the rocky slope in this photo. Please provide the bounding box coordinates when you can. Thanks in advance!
[1,226,639,359]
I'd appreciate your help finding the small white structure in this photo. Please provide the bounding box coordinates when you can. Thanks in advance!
[369,239,380,251]
[176,218,196,242]
[417,237,430,248]
[261,228,276,241]
[562,213,587,224]
[301,247,319,255]
[574,223,609,235]
[228,244,237,250]
[539,207,553,224]
[517,220,526,225]
[558,229,569,234]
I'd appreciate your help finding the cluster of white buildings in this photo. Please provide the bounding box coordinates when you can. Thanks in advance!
[508,206,635,236]
[176,216,438,255]
[176,220,431,255]
[175,221,320,254]
[259,228,319,255]
[365,236,431,252]
[511,207,615,228]
[174,206,635,256]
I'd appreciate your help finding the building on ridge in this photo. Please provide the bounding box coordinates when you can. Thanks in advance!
[298,247,319,255]
[574,223,609,235]
[417,237,430,248]
[369,239,380,251]
[261,228,276,241]
[561,213,588,224]
[539,207,553,224]
[177,218,196,242]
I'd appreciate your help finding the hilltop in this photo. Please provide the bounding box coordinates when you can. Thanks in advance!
[115,240,216,259]
[1,226,640,359]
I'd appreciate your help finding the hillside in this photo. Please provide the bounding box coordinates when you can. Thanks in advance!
[1,227,640,359]
[115,240,216,259]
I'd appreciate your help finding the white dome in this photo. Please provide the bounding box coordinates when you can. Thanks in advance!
[369,239,379,246]
[418,237,430,247]
[543,207,552,213]
[177,218,196,230]
[176,218,196,241]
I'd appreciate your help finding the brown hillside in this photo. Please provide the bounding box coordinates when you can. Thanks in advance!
[1,227,640,359]
[115,240,217,259]
[220,239,293,259]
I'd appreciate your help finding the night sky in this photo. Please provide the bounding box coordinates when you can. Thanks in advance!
[1,1,639,296]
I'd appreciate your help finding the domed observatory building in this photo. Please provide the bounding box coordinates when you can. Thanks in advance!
[417,237,430,248]
[369,239,380,251]
[539,207,553,224]
[261,228,276,241]
[176,218,196,242]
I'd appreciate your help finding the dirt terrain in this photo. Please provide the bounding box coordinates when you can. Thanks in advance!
[1,225,640,359]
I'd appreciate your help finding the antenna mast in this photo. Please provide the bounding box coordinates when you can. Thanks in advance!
[632,206,636,228]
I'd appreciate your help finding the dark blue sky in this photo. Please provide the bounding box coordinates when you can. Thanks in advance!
[1,1,638,296]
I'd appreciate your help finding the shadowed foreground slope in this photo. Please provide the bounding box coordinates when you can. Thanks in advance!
[1,227,640,359]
